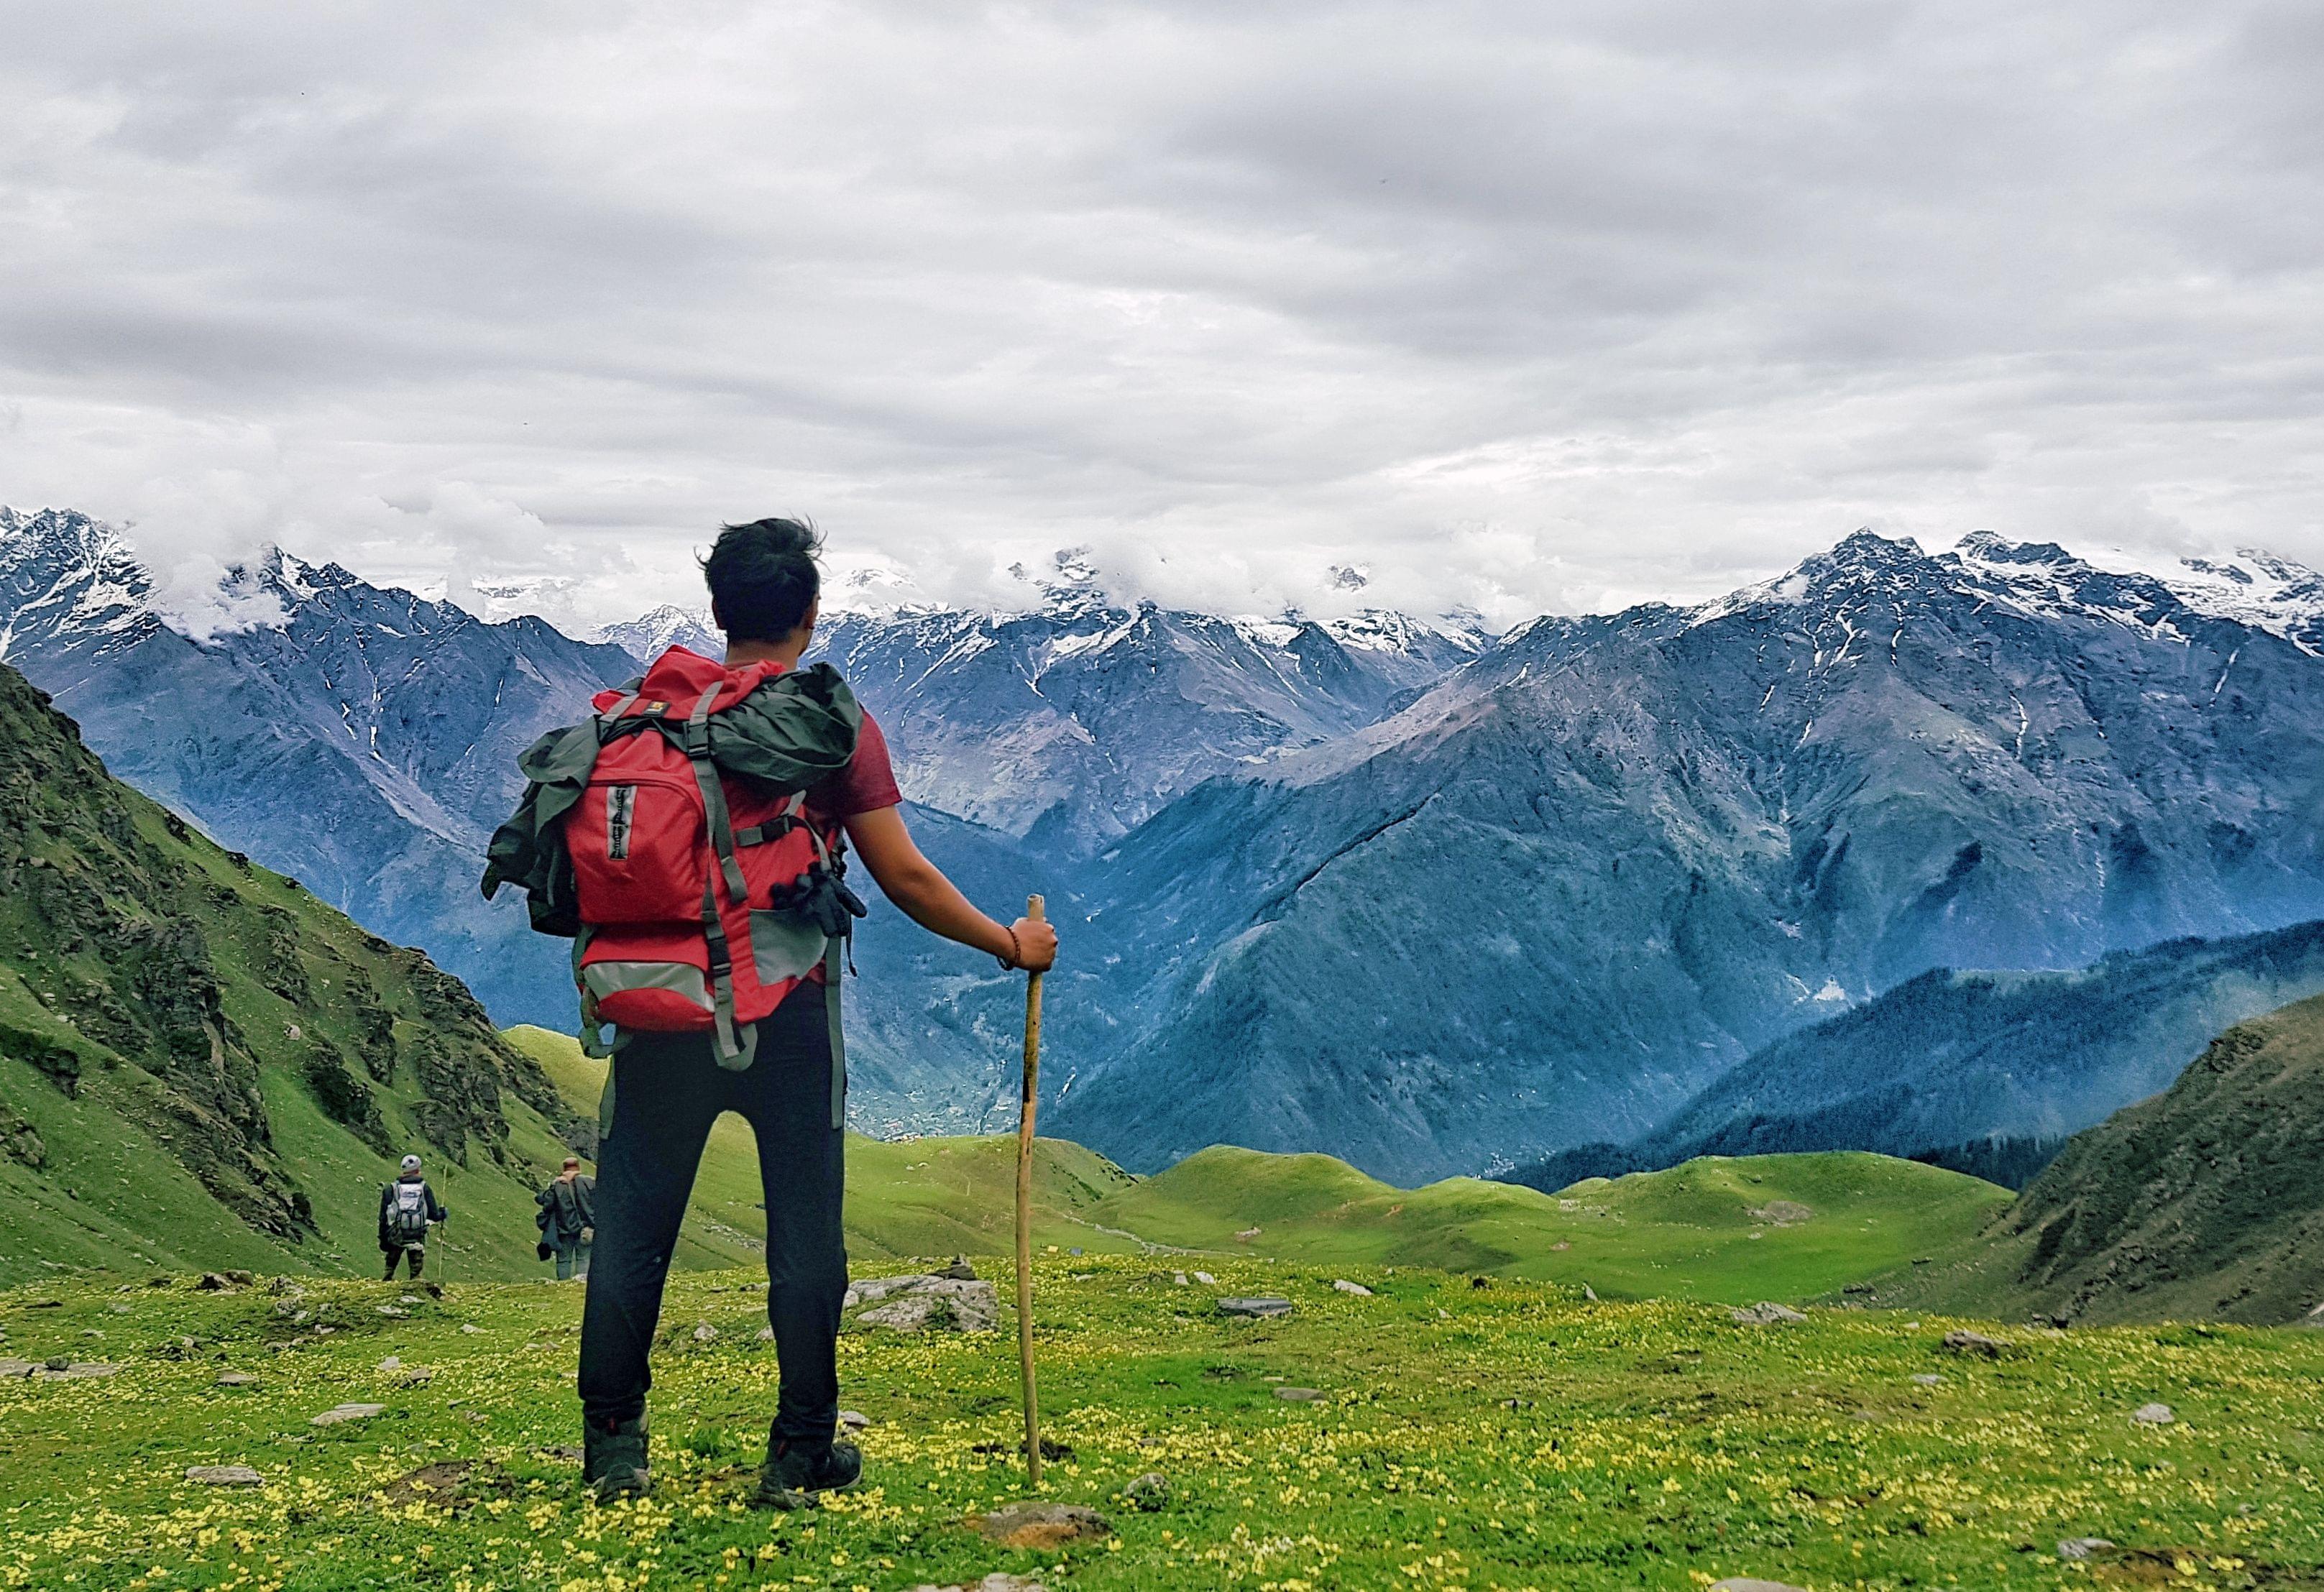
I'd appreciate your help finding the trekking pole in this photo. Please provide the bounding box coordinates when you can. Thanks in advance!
[1014,894,1046,1489]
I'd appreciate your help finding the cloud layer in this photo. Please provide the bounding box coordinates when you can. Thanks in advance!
[2,0,2320,628]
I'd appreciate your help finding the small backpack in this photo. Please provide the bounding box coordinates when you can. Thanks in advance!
[387,1180,430,1242]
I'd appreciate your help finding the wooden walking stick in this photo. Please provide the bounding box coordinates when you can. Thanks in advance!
[1014,894,1047,1489]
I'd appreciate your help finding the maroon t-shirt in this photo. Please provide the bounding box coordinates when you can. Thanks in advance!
[797,710,899,985]
[806,709,903,824]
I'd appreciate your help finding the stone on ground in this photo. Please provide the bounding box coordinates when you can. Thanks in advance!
[906,1576,1046,1592]
[692,1324,717,1343]
[837,1409,871,1430]
[1333,1279,1374,1296]
[2132,1402,2174,1425]
[1712,1579,1809,1591]
[1911,1374,1944,1386]
[37,1361,121,1380]
[1122,1472,1171,1509]
[1217,1296,1292,1319]
[215,1371,260,1387]
[1730,1302,1807,1326]
[186,1465,265,1486]
[972,1501,1113,1548]
[1941,1329,2015,1358]
[2058,1537,2116,1560]
[0,1359,34,1379]
[311,1402,387,1426]
[1273,1386,1323,1401]
[853,1277,1001,1333]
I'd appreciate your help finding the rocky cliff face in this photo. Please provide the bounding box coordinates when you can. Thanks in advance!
[1050,531,2324,1182]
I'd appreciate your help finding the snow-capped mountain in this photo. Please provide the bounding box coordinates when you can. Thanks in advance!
[597,603,722,663]
[1047,530,2324,1182]
[594,584,1484,855]
[805,589,1482,854]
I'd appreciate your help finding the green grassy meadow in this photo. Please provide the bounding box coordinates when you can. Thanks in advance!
[4,1259,2320,1592]
[515,1027,2011,1308]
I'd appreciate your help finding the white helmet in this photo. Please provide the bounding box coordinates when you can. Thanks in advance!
[400,1154,423,1173]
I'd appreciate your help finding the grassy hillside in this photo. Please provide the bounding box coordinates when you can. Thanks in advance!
[5,1261,2320,1591]
[1880,991,2324,1327]
[0,665,589,1289]
[1086,1145,2010,1305]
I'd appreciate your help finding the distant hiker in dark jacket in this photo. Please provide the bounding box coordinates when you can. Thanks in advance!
[536,1156,595,1281]
[513,518,1057,1508]
[378,1154,447,1280]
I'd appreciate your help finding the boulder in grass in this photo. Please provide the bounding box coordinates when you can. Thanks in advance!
[1730,1302,1807,1326]
[854,1278,1001,1334]
[215,1371,260,1387]
[970,1501,1113,1548]
[906,1577,1047,1592]
[2133,1402,2175,1425]
[186,1465,265,1486]
[2058,1538,2116,1560]
[0,1360,34,1379]
[1712,1580,1810,1592]
[38,1361,121,1380]
[1332,1279,1374,1297]
[837,1409,871,1430]
[1273,1386,1323,1402]
[1121,1472,1172,1510]
[311,1402,387,1426]
[1217,1296,1291,1319]
[1940,1329,2017,1359]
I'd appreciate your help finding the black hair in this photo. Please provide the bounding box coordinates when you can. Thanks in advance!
[702,517,822,643]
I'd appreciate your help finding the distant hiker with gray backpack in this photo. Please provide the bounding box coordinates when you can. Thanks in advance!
[536,1156,596,1281]
[482,517,1057,1507]
[379,1154,446,1281]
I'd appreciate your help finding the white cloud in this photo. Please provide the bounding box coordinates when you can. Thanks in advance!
[1,0,2320,630]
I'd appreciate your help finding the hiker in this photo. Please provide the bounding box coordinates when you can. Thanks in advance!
[481,517,1057,1509]
[378,1154,447,1281]
[536,1156,596,1281]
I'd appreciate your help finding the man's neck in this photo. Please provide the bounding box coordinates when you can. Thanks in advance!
[723,635,809,670]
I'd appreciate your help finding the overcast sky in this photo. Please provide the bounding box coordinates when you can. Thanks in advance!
[2,1,2320,632]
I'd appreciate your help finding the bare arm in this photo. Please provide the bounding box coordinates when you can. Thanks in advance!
[841,805,1057,971]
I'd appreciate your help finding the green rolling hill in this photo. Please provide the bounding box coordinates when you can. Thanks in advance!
[1083,1144,2012,1304]
[518,1024,2010,1304]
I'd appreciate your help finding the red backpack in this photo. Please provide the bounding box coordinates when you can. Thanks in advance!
[564,648,858,1078]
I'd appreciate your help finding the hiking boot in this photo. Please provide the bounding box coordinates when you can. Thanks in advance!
[752,1432,861,1509]
[583,1414,651,1501]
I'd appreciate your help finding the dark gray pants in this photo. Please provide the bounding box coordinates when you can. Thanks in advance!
[577,981,847,1444]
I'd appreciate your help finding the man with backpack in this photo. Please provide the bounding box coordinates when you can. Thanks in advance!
[378,1154,446,1281]
[536,1156,596,1280]
[482,517,1058,1509]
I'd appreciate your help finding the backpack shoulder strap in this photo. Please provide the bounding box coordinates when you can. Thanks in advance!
[681,685,748,902]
